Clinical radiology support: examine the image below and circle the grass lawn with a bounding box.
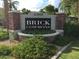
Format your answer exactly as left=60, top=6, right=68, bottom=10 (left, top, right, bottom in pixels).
left=0, top=40, right=19, bottom=59
left=0, top=56, right=15, bottom=59
left=58, top=40, right=79, bottom=59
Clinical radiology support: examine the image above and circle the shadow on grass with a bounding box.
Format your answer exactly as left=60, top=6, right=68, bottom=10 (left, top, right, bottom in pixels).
left=58, top=40, right=79, bottom=59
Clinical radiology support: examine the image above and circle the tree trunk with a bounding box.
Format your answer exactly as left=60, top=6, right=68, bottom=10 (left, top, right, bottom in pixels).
left=8, top=0, right=12, bottom=11
left=4, top=0, right=9, bottom=28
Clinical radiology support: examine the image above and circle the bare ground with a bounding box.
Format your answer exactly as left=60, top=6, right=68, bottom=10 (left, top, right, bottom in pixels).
left=0, top=40, right=19, bottom=47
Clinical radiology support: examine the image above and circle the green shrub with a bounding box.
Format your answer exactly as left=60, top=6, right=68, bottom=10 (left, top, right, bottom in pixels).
left=64, top=20, right=79, bottom=38
left=12, top=36, right=57, bottom=59
left=0, top=45, right=12, bottom=56
left=0, top=31, right=9, bottom=40
left=53, top=36, right=72, bottom=46
left=22, top=29, right=56, bottom=34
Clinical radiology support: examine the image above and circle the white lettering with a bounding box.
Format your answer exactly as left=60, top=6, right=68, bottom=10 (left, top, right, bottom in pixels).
left=28, top=21, right=31, bottom=25
left=32, top=21, right=36, bottom=25
left=45, top=21, right=50, bottom=25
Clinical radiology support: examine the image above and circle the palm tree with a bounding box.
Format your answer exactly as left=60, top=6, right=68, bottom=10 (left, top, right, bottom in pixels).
left=3, top=0, right=19, bottom=20
left=3, top=0, right=19, bottom=29
left=8, top=0, right=19, bottom=11
left=59, top=0, right=72, bottom=15
left=3, top=0, right=19, bottom=40
left=59, top=0, right=79, bottom=16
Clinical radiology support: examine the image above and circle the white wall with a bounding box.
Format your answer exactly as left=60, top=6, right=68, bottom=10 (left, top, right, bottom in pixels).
left=51, top=15, right=56, bottom=30
left=20, top=12, right=56, bottom=30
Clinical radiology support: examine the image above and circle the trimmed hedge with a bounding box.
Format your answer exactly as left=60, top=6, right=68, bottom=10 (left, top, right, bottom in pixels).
left=12, top=36, right=57, bottom=59
left=22, top=29, right=56, bottom=34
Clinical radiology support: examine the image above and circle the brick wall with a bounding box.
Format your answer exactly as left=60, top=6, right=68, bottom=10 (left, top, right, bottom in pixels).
left=8, top=12, right=20, bottom=30
left=8, top=12, right=66, bottom=30
left=7, top=12, right=66, bottom=40
left=56, top=13, right=66, bottom=29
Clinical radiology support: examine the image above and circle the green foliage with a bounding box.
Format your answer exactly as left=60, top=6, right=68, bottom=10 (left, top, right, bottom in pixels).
left=12, top=36, right=57, bottom=59
left=39, top=9, right=45, bottom=13
left=59, top=0, right=71, bottom=15
left=53, top=36, right=72, bottom=46
left=0, top=31, right=9, bottom=40
left=64, top=18, right=79, bottom=38
left=44, top=5, right=55, bottom=14
left=54, top=8, right=58, bottom=13
left=59, top=0, right=79, bottom=16
left=40, top=5, right=58, bottom=15
left=22, top=8, right=31, bottom=14
left=9, top=1, right=19, bottom=10
left=22, top=29, right=56, bottom=34
left=0, top=45, right=12, bottom=56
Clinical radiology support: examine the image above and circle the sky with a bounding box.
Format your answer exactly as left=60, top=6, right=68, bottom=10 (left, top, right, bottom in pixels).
left=0, top=0, right=60, bottom=11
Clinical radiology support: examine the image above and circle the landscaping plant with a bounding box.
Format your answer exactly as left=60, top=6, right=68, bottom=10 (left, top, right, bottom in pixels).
left=64, top=18, right=79, bottom=38
left=22, top=29, right=56, bottom=34
left=12, top=36, right=57, bottom=59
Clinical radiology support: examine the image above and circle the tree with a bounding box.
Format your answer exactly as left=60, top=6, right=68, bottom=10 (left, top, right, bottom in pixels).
left=8, top=0, right=19, bottom=11
left=39, top=9, right=45, bottom=13
left=3, top=0, right=19, bottom=11
left=54, top=8, right=58, bottom=13
left=59, top=0, right=79, bottom=16
left=59, top=0, right=72, bottom=15
left=22, top=8, right=31, bottom=14
left=40, top=5, right=58, bottom=15
left=3, top=0, right=19, bottom=41
left=3, top=0, right=19, bottom=28
left=43, top=5, right=55, bottom=15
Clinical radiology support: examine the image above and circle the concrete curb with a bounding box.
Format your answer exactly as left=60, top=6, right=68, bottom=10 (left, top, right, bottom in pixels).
left=51, top=42, right=72, bottom=59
